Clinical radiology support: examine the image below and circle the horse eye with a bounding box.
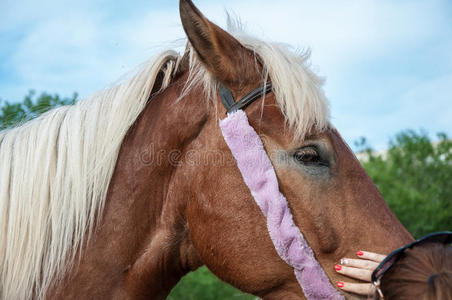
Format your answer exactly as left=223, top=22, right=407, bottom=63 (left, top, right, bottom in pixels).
left=294, top=147, right=322, bottom=165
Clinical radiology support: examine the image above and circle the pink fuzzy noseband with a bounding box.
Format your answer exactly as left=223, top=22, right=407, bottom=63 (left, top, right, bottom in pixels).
left=219, top=110, right=344, bottom=300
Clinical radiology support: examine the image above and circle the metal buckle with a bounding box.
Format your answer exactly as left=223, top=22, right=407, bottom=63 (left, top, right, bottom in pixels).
left=373, top=279, right=384, bottom=299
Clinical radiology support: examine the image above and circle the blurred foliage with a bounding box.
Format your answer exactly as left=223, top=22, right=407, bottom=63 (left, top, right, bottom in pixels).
left=1, top=92, right=450, bottom=298
left=356, top=131, right=452, bottom=238
left=0, top=90, right=77, bottom=130
left=167, top=266, right=255, bottom=300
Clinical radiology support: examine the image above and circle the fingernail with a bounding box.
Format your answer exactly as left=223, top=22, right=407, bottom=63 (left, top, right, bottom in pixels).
left=334, top=264, right=342, bottom=271
left=337, top=282, right=344, bottom=288
left=356, top=251, right=364, bottom=256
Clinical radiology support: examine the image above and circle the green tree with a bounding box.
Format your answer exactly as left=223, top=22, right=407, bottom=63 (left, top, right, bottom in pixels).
left=167, top=266, right=255, bottom=300
left=357, top=131, right=452, bottom=238
left=0, top=90, right=77, bottom=130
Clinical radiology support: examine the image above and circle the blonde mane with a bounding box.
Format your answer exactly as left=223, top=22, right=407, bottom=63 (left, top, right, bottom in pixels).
left=185, top=29, right=330, bottom=140
left=0, top=31, right=328, bottom=300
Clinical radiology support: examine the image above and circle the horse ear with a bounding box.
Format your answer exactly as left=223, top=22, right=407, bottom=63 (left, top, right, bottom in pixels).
left=179, top=0, right=256, bottom=87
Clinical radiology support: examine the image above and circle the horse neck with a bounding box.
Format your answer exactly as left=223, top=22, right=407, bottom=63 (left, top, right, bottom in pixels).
left=51, top=74, right=207, bottom=299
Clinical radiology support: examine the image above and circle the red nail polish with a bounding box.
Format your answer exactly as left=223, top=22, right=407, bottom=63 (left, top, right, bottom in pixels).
left=357, top=251, right=364, bottom=256
left=337, top=282, right=344, bottom=288
left=334, top=264, right=342, bottom=271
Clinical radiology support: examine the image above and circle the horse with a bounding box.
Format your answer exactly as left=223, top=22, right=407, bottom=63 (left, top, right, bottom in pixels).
left=0, top=0, right=413, bottom=299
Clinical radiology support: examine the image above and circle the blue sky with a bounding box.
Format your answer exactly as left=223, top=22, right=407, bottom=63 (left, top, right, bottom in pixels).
left=1, top=0, right=451, bottom=150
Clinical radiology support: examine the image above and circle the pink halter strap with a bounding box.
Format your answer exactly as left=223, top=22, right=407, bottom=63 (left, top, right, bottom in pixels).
left=220, top=110, right=344, bottom=300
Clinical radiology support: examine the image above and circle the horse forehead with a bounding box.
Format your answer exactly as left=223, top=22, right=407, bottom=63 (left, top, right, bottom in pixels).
left=325, top=129, right=356, bottom=159
left=245, top=96, right=288, bottom=138
left=245, top=96, right=331, bottom=146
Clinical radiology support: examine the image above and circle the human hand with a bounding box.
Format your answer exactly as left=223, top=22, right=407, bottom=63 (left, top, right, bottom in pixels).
left=334, top=251, right=386, bottom=296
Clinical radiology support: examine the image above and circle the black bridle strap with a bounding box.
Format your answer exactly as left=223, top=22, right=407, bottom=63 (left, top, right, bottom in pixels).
left=219, top=83, right=273, bottom=114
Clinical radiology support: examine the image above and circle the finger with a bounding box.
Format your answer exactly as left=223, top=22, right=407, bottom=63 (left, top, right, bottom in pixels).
left=337, top=281, right=375, bottom=296
left=357, top=251, right=386, bottom=263
left=340, top=258, right=379, bottom=270
left=335, top=265, right=373, bottom=282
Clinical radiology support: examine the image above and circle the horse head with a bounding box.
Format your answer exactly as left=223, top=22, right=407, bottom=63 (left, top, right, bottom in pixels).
left=172, top=1, right=413, bottom=298
left=0, top=1, right=413, bottom=299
